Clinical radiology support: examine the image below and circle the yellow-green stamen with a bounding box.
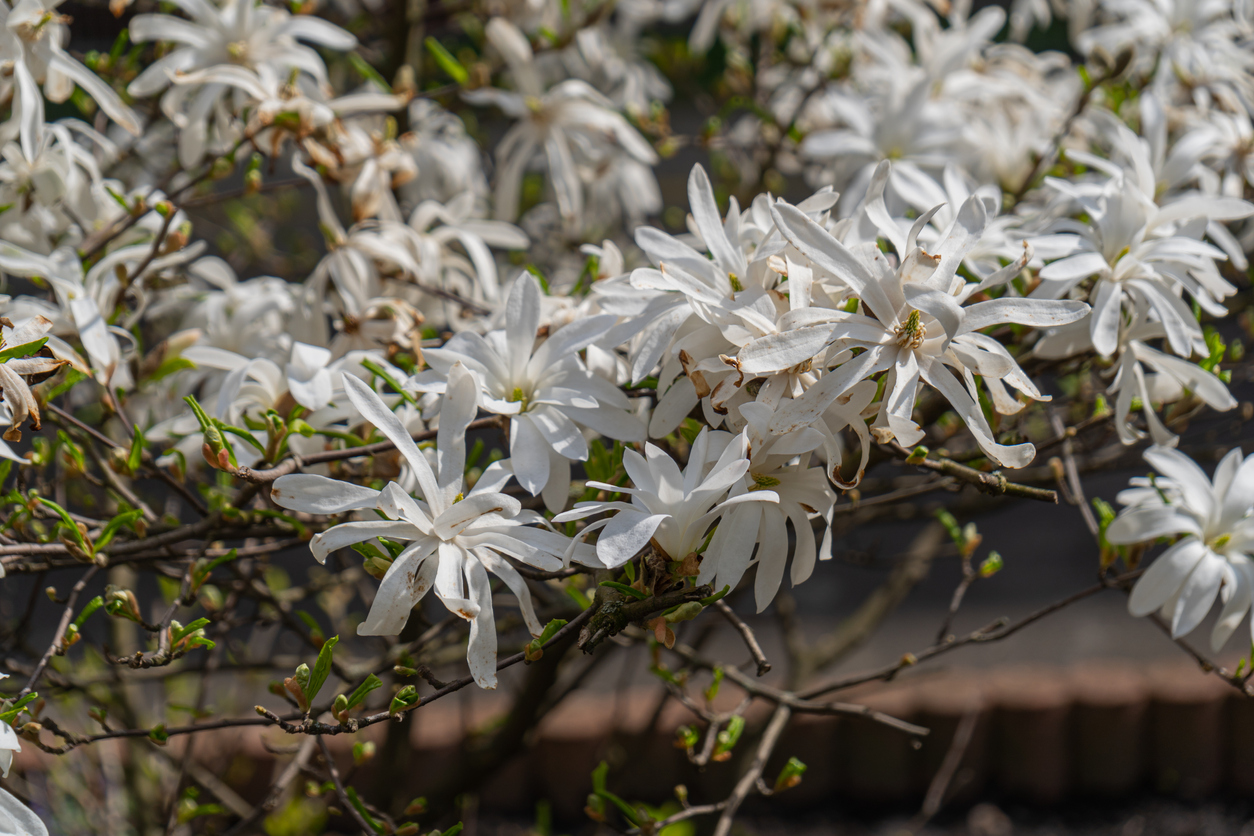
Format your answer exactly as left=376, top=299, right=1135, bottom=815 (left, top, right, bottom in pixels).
left=750, top=473, right=781, bottom=491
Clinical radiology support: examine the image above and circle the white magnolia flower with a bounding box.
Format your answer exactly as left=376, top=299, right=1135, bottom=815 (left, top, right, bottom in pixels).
left=0, top=314, right=65, bottom=441
left=0, top=788, right=46, bottom=836
left=127, top=0, right=356, bottom=165
left=184, top=341, right=384, bottom=422
left=394, top=190, right=529, bottom=308
left=0, top=672, right=18, bottom=779
left=554, top=428, right=779, bottom=568
left=0, top=0, right=140, bottom=160
left=401, top=99, right=488, bottom=206
left=0, top=119, right=105, bottom=253
left=410, top=274, right=645, bottom=512
left=761, top=193, right=1088, bottom=467
left=294, top=159, right=421, bottom=328
left=1034, top=298, right=1235, bottom=446
left=465, top=17, right=659, bottom=233
left=1107, top=446, right=1254, bottom=651
left=165, top=257, right=295, bottom=363
left=271, top=368, right=583, bottom=688
left=799, top=74, right=959, bottom=214
left=1076, top=0, right=1253, bottom=99
left=700, top=400, right=839, bottom=611
left=1031, top=174, right=1254, bottom=358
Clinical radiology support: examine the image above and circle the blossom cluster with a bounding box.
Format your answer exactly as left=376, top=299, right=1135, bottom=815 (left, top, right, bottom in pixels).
left=0, top=0, right=1253, bottom=823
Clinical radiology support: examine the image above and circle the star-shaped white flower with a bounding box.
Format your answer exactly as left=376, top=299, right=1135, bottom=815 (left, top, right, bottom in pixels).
left=410, top=273, right=645, bottom=512
left=271, top=366, right=583, bottom=688
left=554, top=428, right=779, bottom=568
left=1107, top=445, right=1254, bottom=651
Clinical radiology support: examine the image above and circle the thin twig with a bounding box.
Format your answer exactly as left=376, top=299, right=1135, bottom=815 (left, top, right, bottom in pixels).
left=318, top=735, right=375, bottom=836
left=19, top=564, right=100, bottom=698
left=713, top=600, right=771, bottom=676
left=799, top=578, right=1117, bottom=700
left=907, top=707, right=980, bottom=833
left=712, top=704, right=791, bottom=836
left=890, top=442, right=1058, bottom=503
left=233, top=416, right=501, bottom=484
left=1049, top=411, right=1101, bottom=540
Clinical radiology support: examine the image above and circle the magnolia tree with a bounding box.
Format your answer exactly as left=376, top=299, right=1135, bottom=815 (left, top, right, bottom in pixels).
left=1, top=0, right=1254, bottom=832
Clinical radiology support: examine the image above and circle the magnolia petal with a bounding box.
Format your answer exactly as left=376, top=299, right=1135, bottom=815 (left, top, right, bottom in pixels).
left=1169, top=552, right=1225, bottom=638
left=342, top=374, right=442, bottom=511
left=596, top=511, right=666, bottom=567
left=1128, top=537, right=1206, bottom=617
left=271, top=474, right=380, bottom=515
left=357, top=539, right=439, bottom=635
left=310, top=520, right=420, bottom=564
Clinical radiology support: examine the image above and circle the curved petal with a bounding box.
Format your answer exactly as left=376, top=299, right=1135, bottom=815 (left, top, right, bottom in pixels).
left=270, top=474, right=379, bottom=514
left=357, top=538, right=439, bottom=635
left=596, top=510, right=666, bottom=568
left=1128, top=537, right=1206, bottom=617
left=342, top=374, right=441, bottom=511
left=310, top=520, right=420, bottom=564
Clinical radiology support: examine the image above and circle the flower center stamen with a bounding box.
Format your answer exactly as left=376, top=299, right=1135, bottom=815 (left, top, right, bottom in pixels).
left=895, top=309, right=925, bottom=349
left=749, top=473, right=780, bottom=491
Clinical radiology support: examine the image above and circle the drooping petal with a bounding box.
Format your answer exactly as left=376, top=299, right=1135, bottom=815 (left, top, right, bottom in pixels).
left=753, top=509, right=789, bottom=613
left=464, top=557, right=499, bottom=689
left=310, top=520, right=421, bottom=564
left=436, top=362, right=480, bottom=502
left=1211, top=559, right=1253, bottom=651
left=270, top=474, right=380, bottom=514
left=474, top=548, right=542, bottom=636
left=357, top=539, right=439, bottom=635
left=1144, top=446, right=1216, bottom=522
left=509, top=415, right=551, bottom=496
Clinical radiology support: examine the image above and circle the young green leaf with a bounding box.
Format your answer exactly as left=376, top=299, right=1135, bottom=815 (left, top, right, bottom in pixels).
left=305, top=634, right=339, bottom=706
left=425, top=37, right=468, bottom=84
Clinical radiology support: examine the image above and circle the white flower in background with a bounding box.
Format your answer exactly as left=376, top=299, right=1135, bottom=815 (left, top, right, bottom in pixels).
left=410, top=274, right=645, bottom=512
left=0, top=119, right=105, bottom=253
left=1031, top=176, right=1254, bottom=358
left=293, top=159, right=420, bottom=330
left=1107, top=445, right=1254, bottom=651
left=126, top=0, right=356, bottom=165
left=1034, top=298, right=1235, bottom=446
left=392, top=190, right=529, bottom=308
left=799, top=74, right=959, bottom=214
left=402, top=99, right=488, bottom=206
left=184, top=341, right=383, bottom=422
left=0, top=0, right=140, bottom=160
left=566, top=21, right=672, bottom=116
left=762, top=194, right=1088, bottom=467
left=170, top=66, right=408, bottom=170
left=163, top=257, right=294, bottom=363
left=465, top=17, right=659, bottom=233
left=0, top=245, right=136, bottom=390
left=1076, top=0, right=1252, bottom=99
left=0, top=672, right=20, bottom=779
left=687, top=0, right=801, bottom=54
left=700, top=400, right=838, bottom=611
left=0, top=788, right=46, bottom=836
left=554, top=428, right=779, bottom=568
left=271, top=369, right=582, bottom=688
